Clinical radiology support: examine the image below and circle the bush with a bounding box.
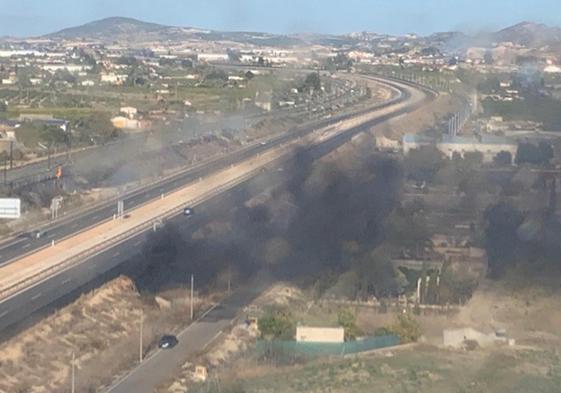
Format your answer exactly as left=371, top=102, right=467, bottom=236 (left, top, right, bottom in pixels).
left=337, top=308, right=362, bottom=341
left=258, top=307, right=296, bottom=340
left=374, top=327, right=392, bottom=336
left=388, top=313, right=421, bottom=343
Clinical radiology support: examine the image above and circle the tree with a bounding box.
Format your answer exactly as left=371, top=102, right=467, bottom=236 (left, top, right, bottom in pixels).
left=389, top=313, right=421, bottom=343
left=180, top=59, right=193, bottom=68
left=51, top=69, right=77, bottom=85
left=494, top=150, right=513, bottom=166
left=300, top=72, right=322, bottom=94
left=227, top=49, right=241, bottom=63
left=538, top=141, right=554, bottom=165
left=354, top=246, right=400, bottom=298
left=483, top=50, right=494, bottom=65
left=73, top=112, right=119, bottom=143
left=516, top=141, right=553, bottom=166
left=39, top=125, right=67, bottom=147
left=258, top=307, right=296, bottom=340
left=337, top=308, right=362, bottom=341
left=386, top=209, right=431, bottom=256
left=115, top=56, right=138, bottom=66
left=404, top=145, right=444, bottom=182
left=484, top=202, right=524, bottom=278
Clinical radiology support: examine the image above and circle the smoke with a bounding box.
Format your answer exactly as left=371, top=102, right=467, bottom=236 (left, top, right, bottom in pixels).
left=131, top=137, right=404, bottom=296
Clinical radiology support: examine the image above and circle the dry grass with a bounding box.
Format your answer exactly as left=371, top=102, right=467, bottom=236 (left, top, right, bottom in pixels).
left=0, top=275, right=212, bottom=393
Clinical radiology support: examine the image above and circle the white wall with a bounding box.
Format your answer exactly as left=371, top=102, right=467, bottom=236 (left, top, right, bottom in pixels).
left=296, top=326, right=344, bottom=343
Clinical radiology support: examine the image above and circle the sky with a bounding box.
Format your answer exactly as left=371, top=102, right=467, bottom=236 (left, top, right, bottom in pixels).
left=1, top=0, right=561, bottom=37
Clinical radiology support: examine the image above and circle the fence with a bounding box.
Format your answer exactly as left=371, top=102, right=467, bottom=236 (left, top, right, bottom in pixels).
left=255, top=335, right=399, bottom=359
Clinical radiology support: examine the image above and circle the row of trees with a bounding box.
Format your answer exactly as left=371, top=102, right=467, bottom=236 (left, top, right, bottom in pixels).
left=405, top=140, right=555, bottom=185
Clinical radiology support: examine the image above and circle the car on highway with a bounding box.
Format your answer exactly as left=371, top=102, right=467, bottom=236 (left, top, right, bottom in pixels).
left=183, top=207, right=194, bottom=217
left=29, top=229, right=47, bottom=239
left=158, top=334, right=178, bottom=349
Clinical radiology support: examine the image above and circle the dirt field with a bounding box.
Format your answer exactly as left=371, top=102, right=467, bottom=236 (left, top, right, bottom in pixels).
left=372, top=92, right=463, bottom=139
left=215, top=344, right=561, bottom=393
left=0, top=276, right=213, bottom=393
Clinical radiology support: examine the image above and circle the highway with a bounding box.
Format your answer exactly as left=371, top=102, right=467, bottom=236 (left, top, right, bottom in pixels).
left=0, top=75, right=357, bottom=190
left=0, top=75, right=434, bottom=392
left=0, top=77, right=399, bottom=268
left=0, top=76, right=433, bottom=335
left=99, top=76, right=435, bottom=393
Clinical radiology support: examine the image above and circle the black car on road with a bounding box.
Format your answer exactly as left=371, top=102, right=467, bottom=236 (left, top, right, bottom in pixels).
left=158, top=334, right=178, bottom=349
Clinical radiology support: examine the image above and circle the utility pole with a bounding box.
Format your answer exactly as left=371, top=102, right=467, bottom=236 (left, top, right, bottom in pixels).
left=9, top=141, right=13, bottom=169
left=190, top=274, right=194, bottom=320
left=139, top=309, right=144, bottom=362
left=71, top=351, right=76, bottom=393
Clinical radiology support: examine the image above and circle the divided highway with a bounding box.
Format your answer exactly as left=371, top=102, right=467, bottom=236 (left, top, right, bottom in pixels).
left=102, top=77, right=435, bottom=393
left=0, top=76, right=434, bottom=337
left=0, top=77, right=401, bottom=267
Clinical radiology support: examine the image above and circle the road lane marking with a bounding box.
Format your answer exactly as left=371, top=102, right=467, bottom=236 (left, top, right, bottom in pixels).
left=0, top=310, right=8, bottom=318
left=105, top=303, right=219, bottom=393
left=202, top=331, right=223, bottom=351
left=134, top=240, right=142, bottom=246
left=22, top=243, right=31, bottom=249
left=112, top=251, right=121, bottom=258
left=62, top=278, right=72, bottom=285
left=31, top=292, right=42, bottom=300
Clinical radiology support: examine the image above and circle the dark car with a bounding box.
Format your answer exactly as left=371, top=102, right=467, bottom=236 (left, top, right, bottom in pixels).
left=158, top=334, right=178, bottom=349
left=183, top=207, right=194, bottom=217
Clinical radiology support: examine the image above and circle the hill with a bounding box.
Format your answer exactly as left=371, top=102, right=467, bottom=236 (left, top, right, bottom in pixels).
left=45, top=16, right=305, bottom=47
left=46, top=16, right=169, bottom=40
left=494, top=21, right=561, bottom=46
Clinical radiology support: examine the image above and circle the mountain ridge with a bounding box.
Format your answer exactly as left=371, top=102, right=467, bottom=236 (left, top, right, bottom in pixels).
left=43, top=16, right=561, bottom=48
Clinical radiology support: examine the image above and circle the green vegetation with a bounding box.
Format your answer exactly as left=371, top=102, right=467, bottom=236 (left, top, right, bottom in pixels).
left=299, top=72, right=322, bottom=95
left=387, top=313, right=421, bottom=343
left=483, top=95, right=561, bottom=130
left=205, top=346, right=561, bottom=393
left=337, top=308, right=362, bottom=341
left=404, top=145, right=444, bottom=182
left=515, top=140, right=554, bottom=166
left=258, top=307, right=296, bottom=340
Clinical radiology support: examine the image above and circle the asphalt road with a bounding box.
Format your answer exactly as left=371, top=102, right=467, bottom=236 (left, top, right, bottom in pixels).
left=0, top=77, right=432, bottom=335
left=0, top=77, right=434, bottom=393
left=99, top=79, right=434, bottom=393
left=0, top=78, right=400, bottom=268
left=105, top=285, right=264, bottom=393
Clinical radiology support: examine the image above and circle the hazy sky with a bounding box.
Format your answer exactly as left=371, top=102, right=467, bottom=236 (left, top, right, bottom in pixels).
left=1, top=0, right=560, bottom=37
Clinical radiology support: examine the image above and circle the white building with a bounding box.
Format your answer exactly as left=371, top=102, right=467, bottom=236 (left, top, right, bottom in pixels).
left=101, top=73, right=127, bottom=85
left=42, top=64, right=92, bottom=73
left=296, top=326, right=344, bottom=343
left=197, top=53, right=229, bottom=63
left=403, top=134, right=518, bottom=163
left=120, top=106, right=138, bottom=117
